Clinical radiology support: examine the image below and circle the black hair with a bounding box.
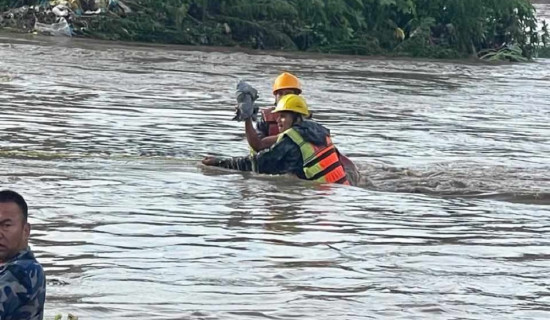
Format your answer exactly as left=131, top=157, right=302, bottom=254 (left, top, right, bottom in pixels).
left=291, top=113, right=303, bottom=126
left=0, top=190, right=28, bottom=222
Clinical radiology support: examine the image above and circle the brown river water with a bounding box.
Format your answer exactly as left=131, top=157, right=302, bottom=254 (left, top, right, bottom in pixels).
left=1, top=8, right=550, bottom=319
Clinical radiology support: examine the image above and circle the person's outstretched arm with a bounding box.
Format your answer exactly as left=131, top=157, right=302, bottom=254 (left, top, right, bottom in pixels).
left=202, top=137, right=302, bottom=175
left=202, top=155, right=253, bottom=171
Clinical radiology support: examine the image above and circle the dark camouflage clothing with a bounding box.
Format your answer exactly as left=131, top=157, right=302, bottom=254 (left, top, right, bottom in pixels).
left=0, top=248, right=45, bottom=320
left=212, top=121, right=331, bottom=178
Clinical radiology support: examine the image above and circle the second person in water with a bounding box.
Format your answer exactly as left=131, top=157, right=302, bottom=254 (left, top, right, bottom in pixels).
left=245, top=72, right=305, bottom=153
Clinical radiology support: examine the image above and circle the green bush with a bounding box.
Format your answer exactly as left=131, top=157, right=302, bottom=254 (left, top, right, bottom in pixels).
left=1, top=0, right=548, bottom=60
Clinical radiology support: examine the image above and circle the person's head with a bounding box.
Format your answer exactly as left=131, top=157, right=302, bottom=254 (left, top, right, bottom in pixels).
left=272, top=72, right=302, bottom=103
left=0, top=190, right=30, bottom=262
left=272, top=94, right=309, bottom=132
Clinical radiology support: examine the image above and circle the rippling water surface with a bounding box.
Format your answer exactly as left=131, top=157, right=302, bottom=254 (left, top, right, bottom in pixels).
left=1, top=19, right=549, bottom=320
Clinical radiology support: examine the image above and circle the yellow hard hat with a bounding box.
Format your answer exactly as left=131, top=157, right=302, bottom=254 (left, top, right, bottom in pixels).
left=272, top=72, right=302, bottom=94
left=272, top=94, right=309, bottom=116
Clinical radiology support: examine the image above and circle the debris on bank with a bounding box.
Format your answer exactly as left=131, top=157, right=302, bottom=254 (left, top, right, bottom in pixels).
left=0, top=0, right=131, bottom=37
left=1, top=1, right=547, bottom=61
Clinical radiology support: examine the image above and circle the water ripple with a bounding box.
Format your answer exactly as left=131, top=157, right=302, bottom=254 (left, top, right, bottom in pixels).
left=1, top=27, right=549, bottom=320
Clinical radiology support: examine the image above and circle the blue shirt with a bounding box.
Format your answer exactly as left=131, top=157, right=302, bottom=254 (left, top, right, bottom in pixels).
left=0, top=248, right=46, bottom=320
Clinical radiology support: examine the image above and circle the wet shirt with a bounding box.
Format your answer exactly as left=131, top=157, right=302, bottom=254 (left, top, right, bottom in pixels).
left=216, top=135, right=305, bottom=177
left=0, top=248, right=46, bottom=320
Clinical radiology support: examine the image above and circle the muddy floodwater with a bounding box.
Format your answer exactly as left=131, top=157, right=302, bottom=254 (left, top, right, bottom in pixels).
left=1, top=12, right=549, bottom=320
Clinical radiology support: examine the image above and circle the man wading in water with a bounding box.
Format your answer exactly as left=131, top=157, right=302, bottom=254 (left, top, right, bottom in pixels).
left=246, top=72, right=305, bottom=153
left=203, top=72, right=360, bottom=185
left=203, top=94, right=351, bottom=185
left=0, top=190, right=46, bottom=320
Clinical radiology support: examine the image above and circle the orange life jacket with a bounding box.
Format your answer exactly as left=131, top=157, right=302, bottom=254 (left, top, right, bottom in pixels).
left=278, top=128, right=350, bottom=185
left=261, top=107, right=280, bottom=136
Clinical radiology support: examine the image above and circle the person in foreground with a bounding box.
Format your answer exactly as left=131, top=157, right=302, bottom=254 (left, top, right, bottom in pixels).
left=203, top=94, right=350, bottom=185
left=0, top=190, right=46, bottom=320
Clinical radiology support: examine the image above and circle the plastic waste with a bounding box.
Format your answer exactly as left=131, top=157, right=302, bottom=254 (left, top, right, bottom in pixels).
left=83, top=9, right=102, bottom=15
left=34, top=17, right=72, bottom=37
left=95, top=0, right=132, bottom=14
left=49, top=0, right=81, bottom=10
left=52, top=5, right=69, bottom=17
left=7, top=5, right=30, bottom=17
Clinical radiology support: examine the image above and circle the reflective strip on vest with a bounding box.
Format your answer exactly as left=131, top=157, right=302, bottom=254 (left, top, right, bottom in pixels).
left=279, top=128, right=349, bottom=185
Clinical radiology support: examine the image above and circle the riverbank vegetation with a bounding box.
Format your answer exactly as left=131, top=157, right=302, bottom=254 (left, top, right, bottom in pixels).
left=1, top=0, right=549, bottom=60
